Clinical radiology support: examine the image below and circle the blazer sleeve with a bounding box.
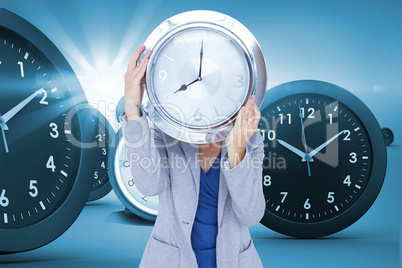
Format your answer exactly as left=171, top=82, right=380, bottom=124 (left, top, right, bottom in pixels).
left=119, top=110, right=170, bottom=196
left=221, top=130, right=265, bottom=227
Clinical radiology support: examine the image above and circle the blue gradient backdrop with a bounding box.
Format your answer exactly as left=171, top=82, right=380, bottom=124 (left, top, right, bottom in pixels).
left=0, top=0, right=401, bottom=267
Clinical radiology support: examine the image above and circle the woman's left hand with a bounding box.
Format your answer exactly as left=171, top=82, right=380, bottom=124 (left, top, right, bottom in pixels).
left=225, top=94, right=261, bottom=168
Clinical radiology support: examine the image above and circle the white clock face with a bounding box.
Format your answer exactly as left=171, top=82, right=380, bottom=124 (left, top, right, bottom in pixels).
left=115, top=139, right=159, bottom=217
left=151, top=28, right=251, bottom=128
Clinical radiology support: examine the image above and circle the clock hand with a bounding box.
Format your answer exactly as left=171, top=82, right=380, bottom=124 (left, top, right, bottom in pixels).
left=277, top=139, right=313, bottom=162
left=0, top=114, right=9, bottom=153
left=307, top=130, right=346, bottom=159
left=2, top=89, right=43, bottom=124
left=198, top=39, right=204, bottom=78
left=299, top=103, right=312, bottom=177
left=162, top=77, right=201, bottom=99
left=163, top=40, right=204, bottom=99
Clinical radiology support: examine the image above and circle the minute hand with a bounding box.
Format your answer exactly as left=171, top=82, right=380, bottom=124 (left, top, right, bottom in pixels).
left=307, top=130, right=346, bottom=158
left=2, top=89, right=42, bottom=123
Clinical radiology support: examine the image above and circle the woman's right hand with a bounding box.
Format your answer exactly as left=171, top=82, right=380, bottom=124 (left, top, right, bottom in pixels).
left=124, top=44, right=152, bottom=121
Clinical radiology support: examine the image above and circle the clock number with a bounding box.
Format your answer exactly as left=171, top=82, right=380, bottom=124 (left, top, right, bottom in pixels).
left=159, top=70, right=167, bottom=83
left=18, top=61, right=24, bottom=77
left=49, top=122, right=59, bottom=138
left=327, top=192, right=335, bottom=203
left=46, top=156, right=56, bottom=172
left=38, top=88, right=48, bottom=105
left=343, top=175, right=351, bottom=186
left=194, top=109, right=202, bottom=121
left=94, top=171, right=98, bottom=179
left=343, top=130, right=351, bottom=141
left=349, top=152, right=357, bottom=163
left=101, top=161, right=106, bottom=169
left=279, top=113, right=291, bottom=124
left=95, top=134, right=102, bottom=142
left=300, top=107, right=315, bottom=119
left=234, top=75, right=244, bottom=88
left=0, top=189, right=9, bottom=207
left=328, top=113, right=333, bottom=124
left=280, top=192, right=288, bottom=203
left=102, top=148, right=107, bottom=155
left=267, top=130, right=276, bottom=141
left=263, top=175, right=272, bottom=186
left=303, top=198, right=311, bottom=210
left=29, top=180, right=38, bottom=198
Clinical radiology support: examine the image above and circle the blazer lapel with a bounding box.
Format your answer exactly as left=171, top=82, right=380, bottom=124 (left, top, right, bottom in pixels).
left=179, top=140, right=200, bottom=196
left=217, top=140, right=229, bottom=228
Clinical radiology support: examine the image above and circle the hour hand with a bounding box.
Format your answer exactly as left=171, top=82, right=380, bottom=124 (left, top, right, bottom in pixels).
left=0, top=114, right=9, bottom=152
left=277, top=139, right=313, bottom=162
left=162, top=77, right=200, bottom=99
left=162, top=84, right=188, bottom=99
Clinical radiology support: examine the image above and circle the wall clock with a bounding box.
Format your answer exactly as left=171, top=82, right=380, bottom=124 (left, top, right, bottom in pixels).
left=0, top=9, right=92, bottom=253
left=381, top=127, right=394, bottom=146
left=108, top=129, right=158, bottom=221
left=141, top=10, right=267, bottom=144
left=258, top=80, right=387, bottom=238
left=66, top=105, right=115, bottom=202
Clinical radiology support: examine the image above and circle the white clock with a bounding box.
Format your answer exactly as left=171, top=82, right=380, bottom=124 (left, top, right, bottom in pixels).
left=141, top=10, right=267, bottom=143
left=108, top=129, right=159, bottom=221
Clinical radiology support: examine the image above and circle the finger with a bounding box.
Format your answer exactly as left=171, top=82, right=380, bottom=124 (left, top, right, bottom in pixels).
left=127, top=45, right=146, bottom=73
left=132, top=50, right=152, bottom=78
left=244, top=97, right=254, bottom=124
left=251, top=104, right=261, bottom=130
left=132, top=57, right=149, bottom=85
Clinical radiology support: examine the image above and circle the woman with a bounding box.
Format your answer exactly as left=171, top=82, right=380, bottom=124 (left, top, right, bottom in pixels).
left=120, top=45, right=265, bottom=268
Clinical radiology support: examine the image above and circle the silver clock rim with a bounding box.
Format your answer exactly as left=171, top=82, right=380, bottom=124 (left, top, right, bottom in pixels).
left=141, top=10, right=267, bottom=144
left=148, top=24, right=254, bottom=130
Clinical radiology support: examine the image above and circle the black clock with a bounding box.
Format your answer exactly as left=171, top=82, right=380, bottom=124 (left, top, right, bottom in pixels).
left=0, top=9, right=92, bottom=253
left=381, top=127, right=394, bottom=146
left=68, top=104, right=115, bottom=202
left=258, top=80, right=387, bottom=238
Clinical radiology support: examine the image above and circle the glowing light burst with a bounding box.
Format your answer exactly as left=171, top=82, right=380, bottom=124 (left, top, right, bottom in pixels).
left=11, top=0, right=163, bottom=130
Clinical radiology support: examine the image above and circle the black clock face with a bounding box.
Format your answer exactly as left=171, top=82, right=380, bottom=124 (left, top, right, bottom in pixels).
left=92, top=127, right=109, bottom=191
left=88, top=119, right=110, bottom=191
left=381, top=127, right=394, bottom=146
left=69, top=107, right=114, bottom=202
left=259, top=93, right=373, bottom=223
left=0, top=28, right=79, bottom=228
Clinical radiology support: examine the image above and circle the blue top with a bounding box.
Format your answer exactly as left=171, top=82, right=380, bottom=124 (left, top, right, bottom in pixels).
left=191, top=152, right=221, bottom=268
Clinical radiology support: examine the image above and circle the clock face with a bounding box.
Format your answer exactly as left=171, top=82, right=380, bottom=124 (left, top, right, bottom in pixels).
left=69, top=107, right=114, bottom=202
left=0, top=28, right=80, bottom=228
left=259, top=94, right=372, bottom=223
left=381, top=127, right=394, bottom=146
left=258, top=80, right=386, bottom=238
left=108, top=134, right=158, bottom=221
left=150, top=28, right=251, bottom=128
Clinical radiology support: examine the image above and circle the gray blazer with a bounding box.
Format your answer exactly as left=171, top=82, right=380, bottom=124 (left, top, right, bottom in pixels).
left=120, top=111, right=265, bottom=268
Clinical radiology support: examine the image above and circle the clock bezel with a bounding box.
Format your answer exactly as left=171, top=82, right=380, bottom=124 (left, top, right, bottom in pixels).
left=0, top=8, right=93, bottom=253
left=141, top=10, right=267, bottom=144
left=148, top=24, right=253, bottom=130
left=259, top=80, right=387, bottom=238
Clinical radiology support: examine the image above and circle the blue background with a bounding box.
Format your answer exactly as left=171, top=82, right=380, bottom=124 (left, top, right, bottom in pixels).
left=0, top=0, right=401, bottom=267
